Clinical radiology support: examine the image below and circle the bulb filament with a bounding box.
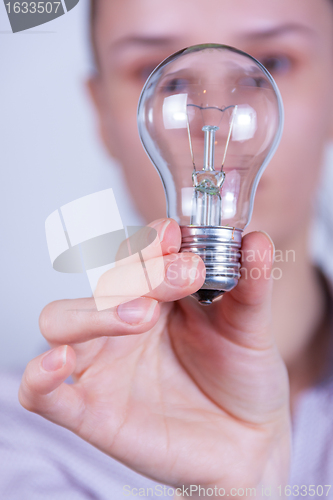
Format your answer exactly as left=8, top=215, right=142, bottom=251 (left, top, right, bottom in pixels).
left=189, top=106, right=237, bottom=226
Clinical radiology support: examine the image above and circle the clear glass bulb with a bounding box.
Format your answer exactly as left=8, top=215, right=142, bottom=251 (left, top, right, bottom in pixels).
left=137, top=44, right=284, bottom=304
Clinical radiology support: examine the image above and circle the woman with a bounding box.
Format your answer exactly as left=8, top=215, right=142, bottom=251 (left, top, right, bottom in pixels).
left=18, top=0, right=333, bottom=497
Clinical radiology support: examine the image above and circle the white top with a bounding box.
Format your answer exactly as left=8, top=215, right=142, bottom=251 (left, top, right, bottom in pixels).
left=1, top=370, right=333, bottom=499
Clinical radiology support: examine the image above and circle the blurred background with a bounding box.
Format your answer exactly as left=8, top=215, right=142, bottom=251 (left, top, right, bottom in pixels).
left=0, top=0, right=143, bottom=370
left=0, top=0, right=333, bottom=371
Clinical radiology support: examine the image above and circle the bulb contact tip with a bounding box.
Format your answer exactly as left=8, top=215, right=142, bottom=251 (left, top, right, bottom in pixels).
left=192, top=289, right=225, bottom=305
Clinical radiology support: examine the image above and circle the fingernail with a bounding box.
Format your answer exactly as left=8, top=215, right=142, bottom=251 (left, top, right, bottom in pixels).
left=166, top=255, right=200, bottom=287
left=259, top=231, right=275, bottom=262
left=117, top=298, right=158, bottom=324
left=150, top=219, right=171, bottom=243
left=42, top=346, right=67, bottom=372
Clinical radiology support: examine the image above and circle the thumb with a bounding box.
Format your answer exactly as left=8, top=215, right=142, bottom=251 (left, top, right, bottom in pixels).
left=18, top=345, right=83, bottom=430
left=171, top=230, right=287, bottom=424
left=217, top=230, right=275, bottom=350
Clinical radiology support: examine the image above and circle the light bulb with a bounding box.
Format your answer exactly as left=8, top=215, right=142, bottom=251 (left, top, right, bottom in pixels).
left=137, top=44, right=284, bottom=305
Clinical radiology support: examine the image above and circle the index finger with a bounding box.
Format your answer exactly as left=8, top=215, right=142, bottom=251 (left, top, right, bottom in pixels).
left=39, top=296, right=161, bottom=347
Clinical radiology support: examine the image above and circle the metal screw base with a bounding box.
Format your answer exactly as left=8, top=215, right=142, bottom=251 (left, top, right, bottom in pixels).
left=180, top=226, right=242, bottom=305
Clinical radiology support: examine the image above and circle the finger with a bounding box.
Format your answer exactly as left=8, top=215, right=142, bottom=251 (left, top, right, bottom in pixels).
left=215, top=230, right=275, bottom=349
left=40, top=297, right=161, bottom=346
left=40, top=252, right=205, bottom=346
left=144, top=252, right=206, bottom=302
left=115, top=218, right=181, bottom=263
left=95, top=250, right=205, bottom=305
left=148, top=218, right=181, bottom=255
left=18, top=345, right=84, bottom=431
left=92, top=218, right=182, bottom=311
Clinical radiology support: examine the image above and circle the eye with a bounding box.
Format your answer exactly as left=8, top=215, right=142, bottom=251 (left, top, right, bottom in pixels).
left=162, top=77, right=189, bottom=93
left=138, top=65, right=159, bottom=82
left=259, top=55, right=292, bottom=76
left=237, top=76, right=270, bottom=89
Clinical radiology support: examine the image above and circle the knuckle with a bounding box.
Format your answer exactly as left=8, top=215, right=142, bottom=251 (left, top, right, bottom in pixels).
left=39, top=302, right=56, bottom=336
left=18, top=380, right=37, bottom=412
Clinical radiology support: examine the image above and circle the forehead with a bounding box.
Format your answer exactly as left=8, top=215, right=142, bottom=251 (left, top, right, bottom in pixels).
left=94, top=0, right=332, bottom=52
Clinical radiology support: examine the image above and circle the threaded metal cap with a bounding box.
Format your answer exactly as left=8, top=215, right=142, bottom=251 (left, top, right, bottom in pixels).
left=180, top=225, right=242, bottom=305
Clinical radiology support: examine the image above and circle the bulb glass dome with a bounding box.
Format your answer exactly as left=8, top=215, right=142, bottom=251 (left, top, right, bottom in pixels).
left=137, top=44, right=284, bottom=230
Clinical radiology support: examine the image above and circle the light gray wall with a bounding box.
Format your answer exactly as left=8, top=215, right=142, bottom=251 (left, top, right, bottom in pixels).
left=0, top=0, right=143, bottom=370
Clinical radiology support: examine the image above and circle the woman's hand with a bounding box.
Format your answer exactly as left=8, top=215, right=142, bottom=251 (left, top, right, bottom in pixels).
left=19, top=218, right=291, bottom=497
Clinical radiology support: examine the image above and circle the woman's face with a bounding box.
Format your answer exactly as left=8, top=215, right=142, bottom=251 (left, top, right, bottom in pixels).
left=90, top=0, right=333, bottom=247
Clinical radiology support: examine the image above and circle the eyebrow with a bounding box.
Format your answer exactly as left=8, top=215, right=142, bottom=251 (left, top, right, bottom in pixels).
left=240, top=23, right=316, bottom=41
left=109, top=23, right=316, bottom=56
left=111, top=36, right=175, bottom=53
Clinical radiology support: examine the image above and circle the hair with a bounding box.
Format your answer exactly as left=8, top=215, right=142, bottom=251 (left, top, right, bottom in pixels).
left=90, top=0, right=97, bottom=27
left=89, top=0, right=99, bottom=71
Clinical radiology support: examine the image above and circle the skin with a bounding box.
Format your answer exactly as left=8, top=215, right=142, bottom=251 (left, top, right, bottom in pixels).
left=88, top=0, right=333, bottom=390
left=18, top=0, right=333, bottom=497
